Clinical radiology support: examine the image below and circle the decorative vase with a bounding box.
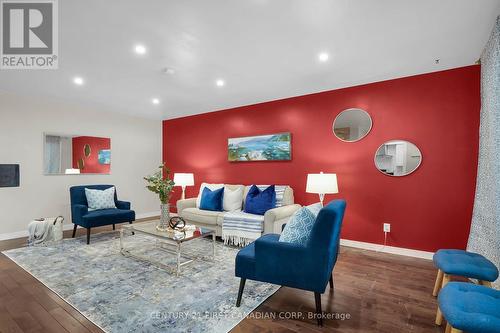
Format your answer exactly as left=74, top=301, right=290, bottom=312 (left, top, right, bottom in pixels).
left=157, top=203, right=170, bottom=231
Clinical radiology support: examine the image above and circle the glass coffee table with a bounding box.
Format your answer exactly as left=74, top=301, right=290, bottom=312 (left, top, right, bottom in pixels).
left=120, top=221, right=216, bottom=276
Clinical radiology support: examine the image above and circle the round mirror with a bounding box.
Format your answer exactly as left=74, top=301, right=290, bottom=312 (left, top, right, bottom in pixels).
left=374, top=140, right=422, bottom=176
left=333, top=108, right=372, bottom=142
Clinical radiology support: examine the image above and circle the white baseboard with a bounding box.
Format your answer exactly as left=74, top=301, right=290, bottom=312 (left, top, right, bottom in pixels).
left=340, top=238, right=434, bottom=260
left=0, top=230, right=31, bottom=241
left=136, top=211, right=160, bottom=219
left=0, top=211, right=160, bottom=241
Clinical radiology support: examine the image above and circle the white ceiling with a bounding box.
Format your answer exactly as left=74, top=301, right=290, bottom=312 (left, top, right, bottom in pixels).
left=1, top=0, right=499, bottom=120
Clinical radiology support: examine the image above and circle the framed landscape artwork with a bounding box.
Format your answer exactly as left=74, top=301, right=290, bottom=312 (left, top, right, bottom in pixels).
left=228, top=132, right=291, bottom=162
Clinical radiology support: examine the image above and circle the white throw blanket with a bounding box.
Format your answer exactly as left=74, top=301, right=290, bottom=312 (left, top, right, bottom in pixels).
left=222, top=211, right=265, bottom=247
left=28, top=217, right=64, bottom=245
left=28, top=220, right=51, bottom=245
left=222, top=185, right=287, bottom=247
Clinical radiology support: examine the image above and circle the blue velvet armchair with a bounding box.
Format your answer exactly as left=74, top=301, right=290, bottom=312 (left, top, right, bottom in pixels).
left=235, top=199, right=346, bottom=326
left=70, top=185, right=135, bottom=244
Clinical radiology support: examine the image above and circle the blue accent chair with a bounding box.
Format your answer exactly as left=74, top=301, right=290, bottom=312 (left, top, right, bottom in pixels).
left=235, top=199, right=346, bottom=326
left=438, top=282, right=500, bottom=333
left=70, top=185, right=135, bottom=244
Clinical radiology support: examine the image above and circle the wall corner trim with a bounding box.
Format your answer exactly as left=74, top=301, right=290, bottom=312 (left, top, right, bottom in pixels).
left=340, top=238, right=434, bottom=260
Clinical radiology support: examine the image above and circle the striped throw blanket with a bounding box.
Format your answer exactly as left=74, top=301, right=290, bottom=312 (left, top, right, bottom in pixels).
left=222, top=185, right=287, bottom=247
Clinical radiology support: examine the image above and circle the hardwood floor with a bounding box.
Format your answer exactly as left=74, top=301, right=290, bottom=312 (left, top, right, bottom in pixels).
left=0, top=225, right=443, bottom=333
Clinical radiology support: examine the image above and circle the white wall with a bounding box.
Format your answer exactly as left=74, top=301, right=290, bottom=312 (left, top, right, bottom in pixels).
left=0, top=92, right=161, bottom=238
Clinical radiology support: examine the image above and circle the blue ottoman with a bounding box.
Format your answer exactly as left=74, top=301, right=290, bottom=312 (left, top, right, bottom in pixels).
left=433, top=249, right=498, bottom=296
left=438, top=282, right=500, bottom=333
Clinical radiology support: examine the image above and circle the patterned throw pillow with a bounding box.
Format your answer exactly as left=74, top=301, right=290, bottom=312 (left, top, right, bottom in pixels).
left=306, top=203, right=322, bottom=217
left=279, top=206, right=317, bottom=246
left=85, top=187, right=116, bottom=210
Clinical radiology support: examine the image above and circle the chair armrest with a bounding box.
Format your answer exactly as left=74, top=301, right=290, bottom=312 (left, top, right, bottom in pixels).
left=255, top=234, right=327, bottom=292
left=264, top=204, right=301, bottom=234
left=116, top=200, right=131, bottom=210
left=177, top=198, right=197, bottom=215
left=71, top=204, right=88, bottom=225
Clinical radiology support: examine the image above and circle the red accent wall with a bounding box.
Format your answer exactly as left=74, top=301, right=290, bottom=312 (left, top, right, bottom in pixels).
left=72, top=136, right=111, bottom=174
left=162, top=66, right=480, bottom=252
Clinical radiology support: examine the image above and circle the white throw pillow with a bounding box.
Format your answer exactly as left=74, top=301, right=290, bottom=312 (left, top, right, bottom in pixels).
left=196, top=183, right=224, bottom=208
left=223, top=186, right=243, bottom=211
left=85, top=187, right=116, bottom=210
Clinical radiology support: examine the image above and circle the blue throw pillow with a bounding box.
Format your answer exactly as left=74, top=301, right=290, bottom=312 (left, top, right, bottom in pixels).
left=244, top=185, right=276, bottom=215
left=279, top=206, right=317, bottom=246
left=199, top=187, right=224, bottom=211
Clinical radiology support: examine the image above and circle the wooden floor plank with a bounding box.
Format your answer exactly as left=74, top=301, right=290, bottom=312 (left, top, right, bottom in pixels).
left=24, top=301, right=69, bottom=333
left=48, top=308, right=90, bottom=333
left=0, top=309, right=25, bottom=333
left=0, top=223, right=443, bottom=332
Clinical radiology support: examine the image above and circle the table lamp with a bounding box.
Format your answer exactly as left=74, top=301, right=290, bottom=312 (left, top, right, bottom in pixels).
left=173, top=173, right=194, bottom=200
left=306, top=172, right=338, bottom=206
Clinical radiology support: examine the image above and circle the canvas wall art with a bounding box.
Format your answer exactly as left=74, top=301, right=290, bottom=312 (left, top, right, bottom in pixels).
left=228, top=133, right=291, bottom=162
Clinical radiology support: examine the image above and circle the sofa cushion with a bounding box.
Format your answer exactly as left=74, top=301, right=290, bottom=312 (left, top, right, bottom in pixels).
left=196, top=183, right=224, bottom=207
left=244, top=185, right=276, bottom=215
left=82, top=208, right=134, bottom=227
left=199, top=187, right=224, bottom=211
left=181, top=207, right=223, bottom=226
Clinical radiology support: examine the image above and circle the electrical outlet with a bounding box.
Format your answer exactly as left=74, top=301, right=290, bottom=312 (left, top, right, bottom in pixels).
left=383, top=223, right=391, bottom=233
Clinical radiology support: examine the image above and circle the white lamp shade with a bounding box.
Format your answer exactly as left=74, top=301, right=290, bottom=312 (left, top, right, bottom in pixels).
left=174, top=173, right=194, bottom=186
left=306, top=173, right=338, bottom=194
left=65, top=168, right=81, bottom=174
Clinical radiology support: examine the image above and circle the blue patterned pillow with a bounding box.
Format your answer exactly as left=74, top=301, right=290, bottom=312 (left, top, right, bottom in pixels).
left=279, top=206, right=317, bottom=246
left=306, top=203, right=322, bottom=217
left=85, top=187, right=116, bottom=210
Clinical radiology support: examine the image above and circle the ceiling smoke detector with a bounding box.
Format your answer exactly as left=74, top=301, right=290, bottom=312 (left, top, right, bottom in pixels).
left=162, top=67, right=176, bottom=75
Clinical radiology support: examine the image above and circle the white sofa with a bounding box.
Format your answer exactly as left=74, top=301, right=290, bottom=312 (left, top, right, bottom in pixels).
left=176, top=184, right=301, bottom=236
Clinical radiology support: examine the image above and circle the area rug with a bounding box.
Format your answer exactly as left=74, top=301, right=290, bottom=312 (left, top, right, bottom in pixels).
left=2, top=231, right=279, bottom=333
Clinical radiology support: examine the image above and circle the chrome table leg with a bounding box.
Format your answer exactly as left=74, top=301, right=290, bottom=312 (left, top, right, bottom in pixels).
left=176, top=242, right=181, bottom=276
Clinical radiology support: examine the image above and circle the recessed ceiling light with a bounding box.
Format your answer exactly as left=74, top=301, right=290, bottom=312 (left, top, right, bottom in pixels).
left=152, top=98, right=160, bottom=105
left=318, top=52, right=329, bottom=62
left=73, top=77, right=84, bottom=85
left=134, top=44, right=147, bottom=55
left=216, top=79, right=225, bottom=87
